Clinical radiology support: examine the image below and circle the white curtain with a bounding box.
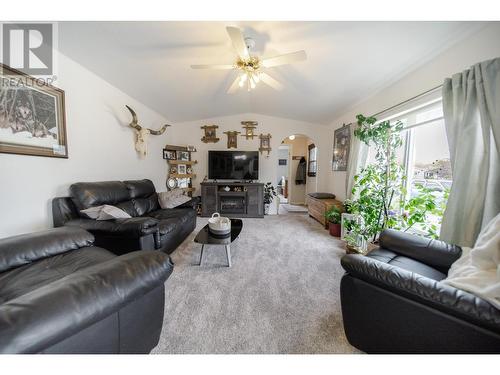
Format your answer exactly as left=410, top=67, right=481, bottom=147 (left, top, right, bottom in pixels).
left=345, top=123, right=368, bottom=199
left=440, top=57, right=500, bottom=247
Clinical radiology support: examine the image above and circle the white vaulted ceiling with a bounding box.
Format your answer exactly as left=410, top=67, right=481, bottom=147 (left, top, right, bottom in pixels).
left=58, top=21, right=486, bottom=124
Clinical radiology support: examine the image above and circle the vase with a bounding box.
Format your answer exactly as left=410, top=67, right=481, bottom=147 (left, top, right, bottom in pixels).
left=264, top=203, right=270, bottom=215
left=328, top=222, right=341, bottom=237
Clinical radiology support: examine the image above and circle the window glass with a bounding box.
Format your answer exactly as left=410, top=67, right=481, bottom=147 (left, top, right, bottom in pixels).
left=363, top=100, right=451, bottom=237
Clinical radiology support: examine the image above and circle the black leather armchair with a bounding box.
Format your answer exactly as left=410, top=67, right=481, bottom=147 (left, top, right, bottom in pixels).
left=340, top=229, right=500, bottom=353
left=53, top=179, right=197, bottom=254
left=0, top=227, right=173, bottom=354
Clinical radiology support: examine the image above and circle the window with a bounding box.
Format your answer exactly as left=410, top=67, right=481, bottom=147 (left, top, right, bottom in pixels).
left=367, top=96, right=451, bottom=235
left=308, top=143, right=317, bottom=177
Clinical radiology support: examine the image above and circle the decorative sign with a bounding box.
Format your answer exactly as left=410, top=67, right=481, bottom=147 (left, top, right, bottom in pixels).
left=224, top=131, right=240, bottom=149
left=259, top=133, right=272, bottom=156
left=201, top=125, right=219, bottom=143
left=241, top=121, right=258, bottom=140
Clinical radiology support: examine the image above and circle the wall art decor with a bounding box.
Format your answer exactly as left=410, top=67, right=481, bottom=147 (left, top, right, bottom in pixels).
left=126, top=105, right=171, bottom=158
left=163, top=149, right=176, bottom=160
left=178, top=151, right=190, bottom=161
left=0, top=64, right=67, bottom=158
left=224, top=130, right=240, bottom=149
left=201, top=125, right=219, bottom=143
left=332, top=124, right=351, bottom=171
left=177, top=164, right=187, bottom=175
left=259, top=133, right=272, bottom=155
left=241, top=121, right=258, bottom=140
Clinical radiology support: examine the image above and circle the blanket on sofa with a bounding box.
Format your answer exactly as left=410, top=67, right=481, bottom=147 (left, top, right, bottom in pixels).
left=443, top=213, right=500, bottom=309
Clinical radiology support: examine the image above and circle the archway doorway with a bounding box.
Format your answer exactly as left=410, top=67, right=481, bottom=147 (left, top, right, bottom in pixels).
left=276, top=134, right=318, bottom=215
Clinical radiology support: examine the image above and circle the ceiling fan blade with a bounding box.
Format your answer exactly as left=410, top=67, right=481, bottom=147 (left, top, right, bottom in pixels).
left=190, top=64, right=234, bottom=70
left=261, top=50, right=307, bottom=68
left=227, top=76, right=241, bottom=94
left=226, top=26, right=249, bottom=61
left=259, top=73, right=284, bottom=91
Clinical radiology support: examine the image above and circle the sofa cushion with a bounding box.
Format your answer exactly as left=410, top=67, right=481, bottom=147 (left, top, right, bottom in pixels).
left=157, top=219, right=178, bottom=236
left=148, top=208, right=196, bottom=225
left=124, top=179, right=156, bottom=198
left=0, top=227, right=94, bottom=273
left=0, top=246, right=114, bottom=304
left=81, top=205, right=132, bottom=220
left=308, top=192, right=336, bottom=199
left=123, top=180, right=161, bottom=216
left=70, top=181, right=130, bottom=210
left=368, top=248, right=447, bottom=281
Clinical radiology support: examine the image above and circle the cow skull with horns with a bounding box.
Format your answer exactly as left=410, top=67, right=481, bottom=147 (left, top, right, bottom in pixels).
left=126, top=105, right=171, bottom=157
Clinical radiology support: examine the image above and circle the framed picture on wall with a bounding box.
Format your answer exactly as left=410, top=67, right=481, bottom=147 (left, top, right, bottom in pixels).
left=332, top=124, right=351, bottom=171
left=0, top=64, right=68, bottom=158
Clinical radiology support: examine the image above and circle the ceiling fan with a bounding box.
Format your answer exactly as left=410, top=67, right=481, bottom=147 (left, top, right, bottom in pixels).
left=191, top=26, right=307, bottom=93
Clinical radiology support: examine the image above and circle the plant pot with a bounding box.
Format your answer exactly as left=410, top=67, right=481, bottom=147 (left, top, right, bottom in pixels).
left=328, top=222, right=341, bottom=237
left=264, top=203, right=270, bottom=215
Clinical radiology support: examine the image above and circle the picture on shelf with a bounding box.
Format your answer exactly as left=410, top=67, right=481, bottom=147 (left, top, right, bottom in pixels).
left=177, top=178, right=189, bottom=188
left=178, top=151, right=190, bottom=161
left=177, top=164, right=187, bottom=174
left=169, top=165, right=177, bottom=174
left=163, top=149, right=176, bottom=160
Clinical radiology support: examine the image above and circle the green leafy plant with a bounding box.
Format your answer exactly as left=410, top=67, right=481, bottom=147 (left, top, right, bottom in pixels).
left=325, top=206, right=341, bottom=224
left=263, top=182, right=277, bottom=205
left=346, top=114, right=447, bottom=243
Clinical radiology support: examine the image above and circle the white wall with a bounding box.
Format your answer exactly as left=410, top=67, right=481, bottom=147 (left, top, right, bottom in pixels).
left=0, top=52, right=171, bottom=237
left=276, top=146, right=289, bottom=180
left=324, top=22, right=500, bottom=201
left=169, top=113, right=330, bottom=212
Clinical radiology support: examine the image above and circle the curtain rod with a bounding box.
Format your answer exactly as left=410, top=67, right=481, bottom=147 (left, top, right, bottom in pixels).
left=344, top=83, right=443, bottom=127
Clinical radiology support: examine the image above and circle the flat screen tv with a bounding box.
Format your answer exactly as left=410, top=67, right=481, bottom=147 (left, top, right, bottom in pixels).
left=208, top=151, right=259, bottom=180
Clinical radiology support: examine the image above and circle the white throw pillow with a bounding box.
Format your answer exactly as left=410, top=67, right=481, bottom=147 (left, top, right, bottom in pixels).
left=158, top=190, right=191, bottom=209
left=81, top=205, right=132, bottom=220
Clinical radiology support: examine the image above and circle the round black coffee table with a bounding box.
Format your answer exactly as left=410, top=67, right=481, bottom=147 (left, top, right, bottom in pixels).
left=194, top=219, right=243, bottom=267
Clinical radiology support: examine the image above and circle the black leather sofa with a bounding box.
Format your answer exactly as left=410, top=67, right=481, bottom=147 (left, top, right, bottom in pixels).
left=340, top=229, right=500, bottom=353
left=0, top=227, right=173, bottom=354
left=53, top=179, right=197, bottom=255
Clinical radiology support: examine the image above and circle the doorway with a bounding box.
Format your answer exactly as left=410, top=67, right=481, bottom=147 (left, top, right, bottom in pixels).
left=276, top=134, right=318, bottom=214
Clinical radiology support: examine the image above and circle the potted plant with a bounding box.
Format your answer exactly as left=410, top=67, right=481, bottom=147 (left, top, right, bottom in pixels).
left=325, top=206, right=342, bottom=237
left=263, top=182, right=277, bottom=215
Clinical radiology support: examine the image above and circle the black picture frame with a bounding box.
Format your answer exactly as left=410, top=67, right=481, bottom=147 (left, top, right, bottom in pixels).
left=332, top=125, right=351, bottom=171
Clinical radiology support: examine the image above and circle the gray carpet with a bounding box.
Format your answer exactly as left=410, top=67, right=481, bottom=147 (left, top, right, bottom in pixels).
left=152, top=214, right=359, bottom=354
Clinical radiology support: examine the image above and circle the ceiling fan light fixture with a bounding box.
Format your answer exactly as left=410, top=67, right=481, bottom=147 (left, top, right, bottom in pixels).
left=190, top=26, right=306, bottom=94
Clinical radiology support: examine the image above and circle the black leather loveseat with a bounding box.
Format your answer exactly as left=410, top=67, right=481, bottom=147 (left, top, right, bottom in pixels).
left=0, top=227, right=173, bottom=353
left=340, top=229, right=500, bottom=353
left=53, top=179, right=197, bottom=255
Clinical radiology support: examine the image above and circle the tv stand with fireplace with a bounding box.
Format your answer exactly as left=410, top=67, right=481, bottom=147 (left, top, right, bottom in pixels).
left=201, top=182, right=264, bottom=218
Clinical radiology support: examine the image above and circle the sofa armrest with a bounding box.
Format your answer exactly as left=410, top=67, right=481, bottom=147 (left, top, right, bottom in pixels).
left=341, top=254, right=500, bottom=334
left=379, top=229, right=462, bottom=271
left=0, top=227, right=94, bottom=273
left=65, top=216, right=159, bottom=236
left=174, top=196, right=200, bottom=209
left=0, top=250, right=173, bottom=353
